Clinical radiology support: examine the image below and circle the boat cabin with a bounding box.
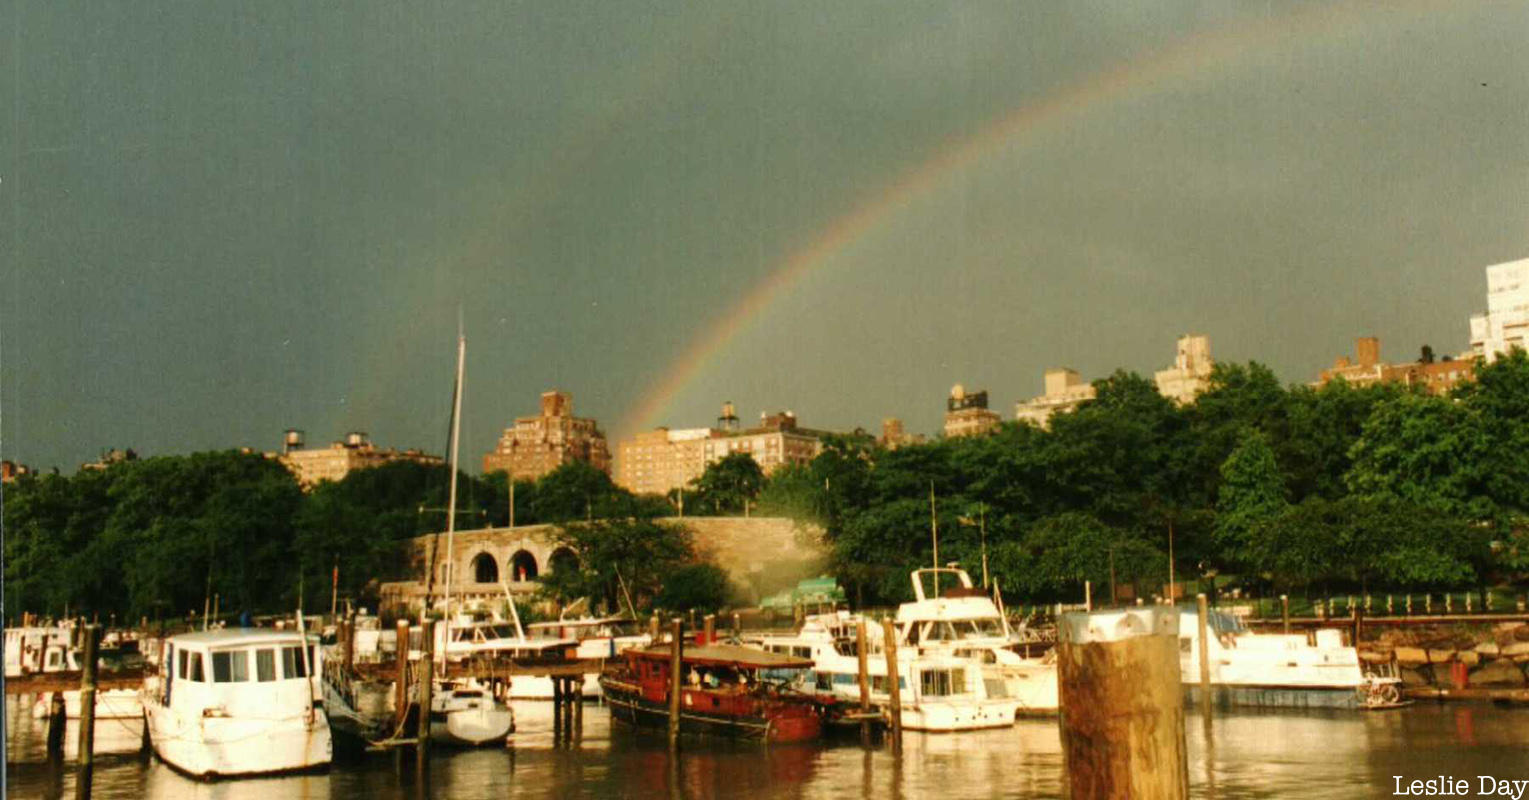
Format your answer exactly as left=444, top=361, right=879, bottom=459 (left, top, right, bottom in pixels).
left=154, top=630, right=323, bottom=716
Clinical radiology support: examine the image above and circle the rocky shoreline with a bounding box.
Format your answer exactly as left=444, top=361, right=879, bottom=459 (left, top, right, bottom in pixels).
left=1359, top=622, right=1529, bottom=691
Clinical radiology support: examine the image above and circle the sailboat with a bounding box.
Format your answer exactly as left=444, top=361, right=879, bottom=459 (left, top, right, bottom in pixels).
left=323, top=332, right=514, bottom=748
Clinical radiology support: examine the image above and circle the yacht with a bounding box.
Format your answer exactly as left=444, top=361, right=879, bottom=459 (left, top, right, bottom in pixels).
left=142, top=629, right=331, bottom=778
left=1177, top=607, right=1398, bottom=709
left=756, top=611, right=1022, bottom=732
left=894, top=568, right=1059, bottom=715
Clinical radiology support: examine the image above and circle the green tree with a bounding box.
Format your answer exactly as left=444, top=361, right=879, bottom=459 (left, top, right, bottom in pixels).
left=654, top=563, right=733, bottom=615
left=1214, top=429, right=1288, bottom=572
left=541, top=517, right=695, bottom=612
left=687, top=452, right=766, bottom=515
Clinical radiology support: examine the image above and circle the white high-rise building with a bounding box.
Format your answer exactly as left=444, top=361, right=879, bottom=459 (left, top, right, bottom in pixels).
left=1470, top=257, right=1529, bottom=362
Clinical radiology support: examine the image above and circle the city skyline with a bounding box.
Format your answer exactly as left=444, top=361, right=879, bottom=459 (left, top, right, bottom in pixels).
left=6, top=2, right=1528, bottom=471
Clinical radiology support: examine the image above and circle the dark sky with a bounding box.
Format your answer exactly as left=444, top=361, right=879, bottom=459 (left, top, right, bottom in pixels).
left=5, top=1, right=1528, bottom=472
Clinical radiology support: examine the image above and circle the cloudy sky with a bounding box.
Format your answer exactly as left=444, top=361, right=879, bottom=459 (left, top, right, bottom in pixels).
left=5, top=1, right=1527, bottom=472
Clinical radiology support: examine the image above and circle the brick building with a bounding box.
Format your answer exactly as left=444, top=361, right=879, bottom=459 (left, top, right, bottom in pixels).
left=1315, top=337, right=1474, bottom=396
left=616, top=403, right=827, bottom=496
left=1015, top=368, right=1097, bottom=428
left=482, top=391, right=612, bottom=479
left=1154, top=334, right=1214, bottom=404
left=943, top=384, right=1001, bottom=438
left=278, top=430, right=442, bottom=488
left=879, top=417, right=926, bottom=449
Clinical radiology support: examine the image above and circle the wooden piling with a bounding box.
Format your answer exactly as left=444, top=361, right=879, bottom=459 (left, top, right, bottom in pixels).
left=573, top=678, right=584, bottom=737
left=856, top=619, right=871, bottom=745
left=417, top=620, right=433, bottom=765
left=1195, top=595, right=1211, bottom=716
left=395, top=620, right=410, bottom=727
left=344, top=613, right=357, bottom=673
left=76, top=624, right=100, bottom=800
left=703, top=614, right=715, bottom=645
left=880, top=618, right=902, bottom=756
left=668, top=618, right=683, bottom=750
left=1280, top=595, right=1289, bottom=635
left=46, top=691, right=66, bottom=757
left=650, top=613, right=660, bottom=642
left=1352, top=606, right=1363, bottom=646
left=1057, top=607, right=1188, bottom=800
left=552, top=678, right=564, bottom=739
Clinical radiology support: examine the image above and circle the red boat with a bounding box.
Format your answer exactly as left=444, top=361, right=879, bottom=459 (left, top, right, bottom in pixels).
left=600, top=643, right=834, bottom=743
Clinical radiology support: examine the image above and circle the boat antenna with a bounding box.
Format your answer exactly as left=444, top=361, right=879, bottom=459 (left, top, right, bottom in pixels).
left=929, top=481, right=939, bottom=597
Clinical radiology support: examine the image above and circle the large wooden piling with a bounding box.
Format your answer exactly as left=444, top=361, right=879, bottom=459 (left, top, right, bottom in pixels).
left=856, top=619, right=871, bottom=745
left=1057, top=607, right=1187, bottom=800
left=731, top=613, right=741, bottom=643
left=1195, top=595, right=1211, bottom=716
left=75, top=624, right=100, bottom=800
left=880, top=618, right=902, bottom=756
left=1280, top=595, right=1290, bottom=635
left=417, top=620, right=434, bottom=766
left=703, top=614, right=715, bottom=645
left=46, top=691, right=66, bottom=757
left=573, top=678, right=584, bottom=738
left=395, top=620, right=410, bottom=727
left=668, top=618, right=683, bottom=750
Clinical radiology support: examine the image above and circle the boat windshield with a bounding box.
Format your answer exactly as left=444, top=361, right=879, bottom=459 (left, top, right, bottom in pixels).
left=921, top=619, right=1005, bottom=641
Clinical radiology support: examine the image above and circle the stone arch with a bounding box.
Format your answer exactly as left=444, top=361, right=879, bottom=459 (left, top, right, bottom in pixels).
left=470, top=552, right=499, bottom=584
left=509, top=549, right=539, bottom=582
left=549, top=546, right=580, bottom=576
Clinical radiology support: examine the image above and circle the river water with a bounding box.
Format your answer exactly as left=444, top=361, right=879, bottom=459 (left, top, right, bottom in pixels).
left=6, top=698, right=1527, bottom=799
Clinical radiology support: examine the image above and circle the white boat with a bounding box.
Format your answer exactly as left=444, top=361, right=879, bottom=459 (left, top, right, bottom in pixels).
left=894, top=568, right=1059, bottom=715
left=1177, top=607, right=1396, bottom=709
left=5, top=626, right=74, bottom=677
left=429, top=679, right=515, bottom=745
left=438, top=616, right=581, bottom=700
left=757, top=611, right=1022, bottom=732
left=32, top=688, right=143, bottom=720
left=516, top=615, right=652, bottom=699
left=142, top=629, right=331, bottom=778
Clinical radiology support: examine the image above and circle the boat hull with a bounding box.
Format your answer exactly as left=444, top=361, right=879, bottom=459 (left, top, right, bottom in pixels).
left=601, top=678, right=822, bottom=743
left=429, top=707, right=515, bottom=746
left=144, top=700, right=331, bottom=779
left=32, top=689, right=143, bottom=720
left=508, top=673, right=602, bottom=700
left=1184, top=684, right=1362, bottom=710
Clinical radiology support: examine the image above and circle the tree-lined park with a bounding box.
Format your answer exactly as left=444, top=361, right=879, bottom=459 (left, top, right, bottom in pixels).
left=7, top=351, right=1528, bottom=622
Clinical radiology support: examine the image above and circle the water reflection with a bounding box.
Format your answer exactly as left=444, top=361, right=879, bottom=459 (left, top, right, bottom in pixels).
left=7, top=696, right=1525, bottom=800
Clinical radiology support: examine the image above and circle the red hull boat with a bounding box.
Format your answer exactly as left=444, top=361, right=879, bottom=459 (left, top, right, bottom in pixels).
left=600, top=643, right=833, bottom=743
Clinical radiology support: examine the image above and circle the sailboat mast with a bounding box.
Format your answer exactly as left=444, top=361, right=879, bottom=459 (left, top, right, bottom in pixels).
left=443, top=333, right=465, bottom=641
left=929, top=481, right=939, bottom=597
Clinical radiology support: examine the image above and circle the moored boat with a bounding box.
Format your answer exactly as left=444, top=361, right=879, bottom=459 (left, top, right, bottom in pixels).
left=600, top=643, right=834, bottom=743
left=1177, top=607, right=1396, bottom=709
left=142, top=629, right=331, bottom=778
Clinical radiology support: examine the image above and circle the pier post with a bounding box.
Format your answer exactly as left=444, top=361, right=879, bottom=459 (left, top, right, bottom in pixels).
left=650, top=613, right=660, bottom=642
left=344, top=612, right=356, bottom=672
left=668, top=618, right=683, bottom=751
left=732, top=613, right=741, bottom=643
left=1057, top=607, right=1187, bottom=800
left=1195, top=595, right=1211, bottom=716
left=417, top=620, right=433, bottom=766
left=75, top=624, right=100, bottom=800
left=395, top=620, right=410, bottom=727
left=703, top=614, right=715, bottom=645
left=573, top=678, right=584, bottom=738
left=1280, top=595, right=1289, bottom=635
left=554, top=678, right=566, bottom=741
left=1351, top=607, right=1362, bottom=647
left=856, top=619, right=871, bottom=745
left=46, top=691, right=66, bottom=758
left=880, top=618, right=902, bottom=757
left=1085, top=581, right=1092, bottom=612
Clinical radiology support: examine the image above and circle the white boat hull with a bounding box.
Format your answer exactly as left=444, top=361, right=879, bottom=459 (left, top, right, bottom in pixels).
left=900, top=699, right=1022, bottom=732
left=144, top=698, right=331, bottom=778
left=430, top=705, right=513, bottom=746
left=507, top=673, right=602, bottom=700
left=32, top=689, right=144, bottom=720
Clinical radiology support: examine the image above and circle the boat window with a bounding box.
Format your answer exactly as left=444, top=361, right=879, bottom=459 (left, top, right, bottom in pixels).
left=281, top=646, right=308, bottom=679
left=984, top=677, right=1009, bottom=699
left=816, top=672, right=833, bottom=691
left=255, top=649, right=277, bottom=682
left=186, top=652, right=206, bottom=683
left=793, top=646, right=812, bottom=659
left=870, top=675, right=908, bottom=692
left=178, top=649, right=189, bottom=679
left=212, top=650, right=249, bottom=682
left=957, top=619, right=1004, bottom=638
left=919, top=668, right=964, bottom=697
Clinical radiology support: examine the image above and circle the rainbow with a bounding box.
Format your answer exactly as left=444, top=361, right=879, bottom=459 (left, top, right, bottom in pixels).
left=616, top=0, right=1443, bottom=437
